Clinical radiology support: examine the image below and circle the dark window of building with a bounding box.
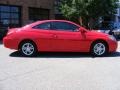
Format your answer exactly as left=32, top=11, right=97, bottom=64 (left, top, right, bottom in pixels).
left=29, top=7, right=49, bottom=22
left=0, top=5, right=21, bottom=28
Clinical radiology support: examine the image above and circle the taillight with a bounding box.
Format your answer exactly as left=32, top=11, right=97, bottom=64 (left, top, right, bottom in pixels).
left=7, top=29, right=16, bottom=35
left=7, top=30, right=15, bottom=35
left=7, top=28, right=22, bottom=35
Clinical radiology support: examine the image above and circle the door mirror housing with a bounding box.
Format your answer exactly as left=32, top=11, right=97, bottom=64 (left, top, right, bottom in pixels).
left=79, top=27, right=87, bottom=33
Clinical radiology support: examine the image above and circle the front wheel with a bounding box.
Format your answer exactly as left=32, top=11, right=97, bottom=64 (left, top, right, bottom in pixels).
left=19, top=41, right=37, bottom=57
left=90, top=42, right=108, bottom=56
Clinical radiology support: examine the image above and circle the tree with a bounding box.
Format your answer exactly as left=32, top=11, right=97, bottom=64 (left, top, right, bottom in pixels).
left=60, top=0, right=119, bottom=29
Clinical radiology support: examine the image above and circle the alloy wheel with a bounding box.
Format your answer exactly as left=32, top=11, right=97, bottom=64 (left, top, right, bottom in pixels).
left=91, top=42, right=108, bottom=56
left=20, top=41, right=37, bottom=57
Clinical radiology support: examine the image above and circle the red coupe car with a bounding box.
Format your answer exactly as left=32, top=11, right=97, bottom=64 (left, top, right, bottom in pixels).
left=3, top=20, right=118, bottom=57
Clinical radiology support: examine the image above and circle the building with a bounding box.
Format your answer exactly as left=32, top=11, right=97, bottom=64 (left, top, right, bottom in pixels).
left=0, top=0, right=55, bottom=28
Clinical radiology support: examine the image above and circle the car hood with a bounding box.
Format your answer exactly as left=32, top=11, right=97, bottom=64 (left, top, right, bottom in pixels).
left=87, top=30, right=108, bottom=37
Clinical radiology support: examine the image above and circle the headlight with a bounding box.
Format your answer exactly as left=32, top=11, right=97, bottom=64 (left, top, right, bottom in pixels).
left=109, top=35, right=116, bottom=41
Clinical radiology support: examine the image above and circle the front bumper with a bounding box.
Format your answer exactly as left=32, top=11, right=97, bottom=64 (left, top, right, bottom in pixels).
left=108, top=40, right=118, bottom=52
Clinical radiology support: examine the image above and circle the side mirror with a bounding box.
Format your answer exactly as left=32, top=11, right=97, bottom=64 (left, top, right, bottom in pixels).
left=79, top=27, right=87, bottom=33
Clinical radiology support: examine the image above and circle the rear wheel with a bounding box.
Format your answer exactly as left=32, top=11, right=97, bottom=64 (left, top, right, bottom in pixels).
left=91, top=41, right=108, bottom=56
left=19, top=41, right=37, bottom=57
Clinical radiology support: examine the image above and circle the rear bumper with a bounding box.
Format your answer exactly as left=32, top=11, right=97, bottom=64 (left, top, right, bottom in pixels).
left=3, top=36, right=18, bottom=50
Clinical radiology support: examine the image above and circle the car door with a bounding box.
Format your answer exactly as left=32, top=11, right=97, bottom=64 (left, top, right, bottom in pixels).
left=50, top=21, right=87, bottom=52
left=32, top=22, right=54, bottom=51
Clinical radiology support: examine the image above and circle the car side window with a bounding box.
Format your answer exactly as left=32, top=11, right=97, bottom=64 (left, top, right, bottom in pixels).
left=51, top=22, right=79, bottom=31
left=33, top=22, right=51, bottom=30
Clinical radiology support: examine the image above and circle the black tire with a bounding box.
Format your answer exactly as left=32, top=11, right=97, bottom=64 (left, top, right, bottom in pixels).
left=19, top=41, right=37, bottom=57
left=90, top=41, right=108, bottom=57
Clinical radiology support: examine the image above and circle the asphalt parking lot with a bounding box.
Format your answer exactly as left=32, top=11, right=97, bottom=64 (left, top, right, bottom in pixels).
left=0, top=41, right=120, bottom=90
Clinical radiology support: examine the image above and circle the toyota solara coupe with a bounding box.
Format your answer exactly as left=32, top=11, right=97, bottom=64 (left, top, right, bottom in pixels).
left=3, top=20, right=118, bottom=57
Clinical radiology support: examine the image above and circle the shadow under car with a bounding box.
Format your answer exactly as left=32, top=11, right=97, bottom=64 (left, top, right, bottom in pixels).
left=9, top=51, right=120, bottom=58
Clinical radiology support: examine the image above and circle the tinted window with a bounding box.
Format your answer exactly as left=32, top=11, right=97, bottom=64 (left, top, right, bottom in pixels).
left=51, top=22, right=78, bottom=31
left=33, top=22, right=51, bottom=30
left=0, top=5, right=21, bottom=28
left=29, top=7, right=49, bottom=21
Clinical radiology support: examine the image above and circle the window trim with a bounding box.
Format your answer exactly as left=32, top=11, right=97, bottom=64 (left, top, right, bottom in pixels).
left=32, top=21, right=79, bottom=32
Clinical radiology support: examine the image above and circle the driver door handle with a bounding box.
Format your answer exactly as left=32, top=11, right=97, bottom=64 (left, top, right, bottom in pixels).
left=52, top=34, right=58, bottom=38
